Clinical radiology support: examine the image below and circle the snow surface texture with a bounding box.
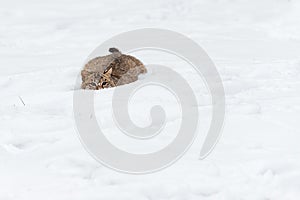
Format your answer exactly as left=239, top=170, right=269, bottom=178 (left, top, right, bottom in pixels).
left=1, top=0, right=300, bottom=199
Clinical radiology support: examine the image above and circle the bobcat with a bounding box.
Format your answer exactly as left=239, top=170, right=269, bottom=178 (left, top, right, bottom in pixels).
left=81, top=48, right=147, bottom=90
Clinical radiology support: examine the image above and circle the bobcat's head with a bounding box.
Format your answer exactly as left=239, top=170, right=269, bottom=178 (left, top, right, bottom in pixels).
left=98, top=67, right=116, bottom=89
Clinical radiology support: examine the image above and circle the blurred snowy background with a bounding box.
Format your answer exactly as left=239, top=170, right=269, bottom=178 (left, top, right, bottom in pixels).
left=1, top=0, right=300, bottom=199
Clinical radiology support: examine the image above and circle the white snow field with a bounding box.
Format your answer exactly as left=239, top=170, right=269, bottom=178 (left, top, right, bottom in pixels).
left=1, top=0, right=300, bottom=199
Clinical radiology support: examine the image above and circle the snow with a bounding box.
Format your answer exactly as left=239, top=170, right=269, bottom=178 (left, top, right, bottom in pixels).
left=1, top=0, right=300, bottom=199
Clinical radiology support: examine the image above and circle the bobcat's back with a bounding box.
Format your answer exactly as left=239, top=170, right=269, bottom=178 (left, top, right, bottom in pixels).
left=108, top=54, right=147, bottom=86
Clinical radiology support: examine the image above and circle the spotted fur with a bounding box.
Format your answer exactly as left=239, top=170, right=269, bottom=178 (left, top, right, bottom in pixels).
left=81, top=48, right=147, bottom=90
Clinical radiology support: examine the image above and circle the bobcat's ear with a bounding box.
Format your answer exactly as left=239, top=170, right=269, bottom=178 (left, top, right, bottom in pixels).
left=104, top=67, right=113, bottom=76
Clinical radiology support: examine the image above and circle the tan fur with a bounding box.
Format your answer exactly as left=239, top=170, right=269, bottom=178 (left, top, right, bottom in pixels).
left=81, top=48, right=147, bottom=90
